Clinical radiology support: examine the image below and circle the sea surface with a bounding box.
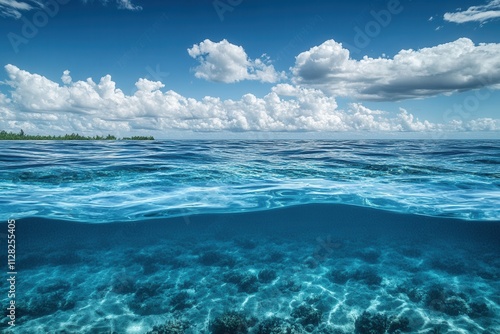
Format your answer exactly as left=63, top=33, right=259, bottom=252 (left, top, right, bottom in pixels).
left=0, top=140, right=499, bottom=333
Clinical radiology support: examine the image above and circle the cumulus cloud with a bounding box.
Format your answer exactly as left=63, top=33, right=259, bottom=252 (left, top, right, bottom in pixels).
left=61, top=70, right=72, bottom=85
left=292, top=38, right=500, bottom=101
left=188, top=39, right=285, bottom=83
left=444, top=0, right=500, bottom=24
left=1, top=65, right=499, bottom=136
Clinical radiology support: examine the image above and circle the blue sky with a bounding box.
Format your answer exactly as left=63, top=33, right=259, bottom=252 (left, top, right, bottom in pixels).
left=0, top=0, right=499, bottom=138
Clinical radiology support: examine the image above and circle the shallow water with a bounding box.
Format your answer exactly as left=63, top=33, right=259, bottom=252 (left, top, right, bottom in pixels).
left=0, top=140, right=499, bottom=333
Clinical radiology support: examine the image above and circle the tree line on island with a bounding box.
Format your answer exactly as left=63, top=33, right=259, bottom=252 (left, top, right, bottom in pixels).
left=0, top=130, right=154, bottom=140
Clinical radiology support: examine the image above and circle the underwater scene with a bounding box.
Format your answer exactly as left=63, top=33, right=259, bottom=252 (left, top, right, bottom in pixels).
left=0, top=140, right=499, bottom=334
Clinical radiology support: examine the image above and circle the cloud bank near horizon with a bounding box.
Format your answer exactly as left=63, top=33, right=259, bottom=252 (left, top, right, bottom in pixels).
left=1, top=64, right=499, bottom=135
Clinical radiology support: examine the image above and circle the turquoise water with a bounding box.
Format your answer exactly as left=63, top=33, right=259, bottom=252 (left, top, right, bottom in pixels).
left=1, top=140, right=499, bottom=222
left=0, top=140, right=499, bottom=333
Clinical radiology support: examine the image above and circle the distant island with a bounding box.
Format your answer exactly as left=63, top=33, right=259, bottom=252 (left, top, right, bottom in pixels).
left=0, top=130, right=154, bottom=141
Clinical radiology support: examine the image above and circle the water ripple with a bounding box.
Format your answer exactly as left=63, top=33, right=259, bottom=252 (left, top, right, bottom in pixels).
left=0, top=140, right=499, bottom=222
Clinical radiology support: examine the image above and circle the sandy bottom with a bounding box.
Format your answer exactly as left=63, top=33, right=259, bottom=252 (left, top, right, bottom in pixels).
left=2, top=215, right=499, bottom=334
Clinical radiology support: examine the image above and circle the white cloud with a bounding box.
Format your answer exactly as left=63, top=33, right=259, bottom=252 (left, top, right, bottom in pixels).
left=187, top=39, right=285, bottom=83
left=82, top=0, right=142, bottom=11
left=0, top=0, right=141, bottom=18
left=0, top=0, right=41, bottom=18
left=292, top=38, right=500, bottom=101
left=1, top=65, right=499, bottom=136
left=462, top=118, right=500, bottom=131
left=116, top=0, right=141, bottom=11
left=444, top=0, right=500, bottom=24
left=61, top=70, right=72, bottom=85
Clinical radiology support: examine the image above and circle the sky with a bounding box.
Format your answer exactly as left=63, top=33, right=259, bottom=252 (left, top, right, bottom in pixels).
left=0, top=0, right=499, bottom=139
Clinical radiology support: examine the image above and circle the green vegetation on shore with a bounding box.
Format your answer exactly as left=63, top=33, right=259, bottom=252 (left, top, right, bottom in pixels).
left=0, top=130, right=154, bottom=141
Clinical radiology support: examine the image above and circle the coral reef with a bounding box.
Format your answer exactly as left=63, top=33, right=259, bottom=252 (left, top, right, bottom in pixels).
left=329, top=268, right=382, bottom=286
left=223, top=272, right=259, bottom=293
left=22, top=281, right=76, bottom=318
left=425, top=286, right=470, bottom=316
left=210, top=311, right=251, bottom=334
left=290, top=304, right=322, bottom=326
left=354, top=311, right=388, bottom=334
left=170, top=291, right=195, bottom=311
left=278, top=279, right=302, bottom=292
left=199, top=250, right=236, bottom=267
left=128, top=282, right=168, bottom=315
left=258, top=269, right=277, bottom=283
left=256, top=317, right=304, bottom=334
left=468, top=302, right=490, bottom=318
left=354, top=312, right=410, bottom=334
left=145, top=319, right=189, bottom=334
left=387, top=316, right=410, bottom=333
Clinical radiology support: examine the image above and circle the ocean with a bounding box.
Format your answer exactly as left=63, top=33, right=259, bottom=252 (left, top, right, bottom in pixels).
left=0, top=140, right=499, bottom=333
